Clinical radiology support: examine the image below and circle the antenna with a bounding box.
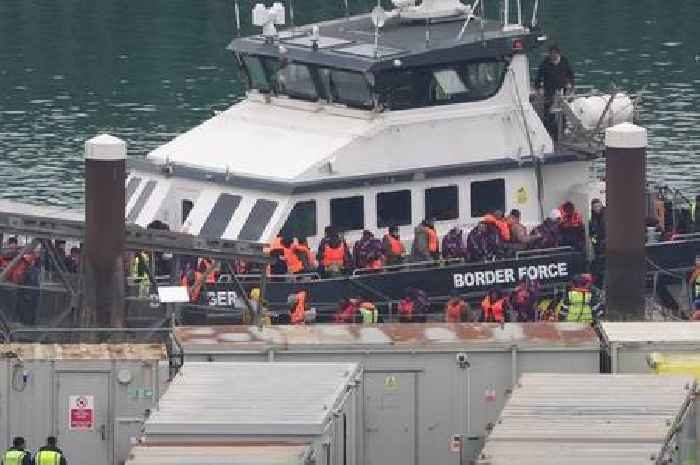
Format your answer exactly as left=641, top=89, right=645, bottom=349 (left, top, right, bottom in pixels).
left=344, top=0, right=350, bottom=21
left=517, top=0, right=522, bottom=27
left=234, top=0, right=241, bottom=37
left=504, top=0, right=509, bottom=27
left=290, top=0, right=296, bottom=35
left=371, top=2, right=386, bottom=58
left=531, top=0, right=540, bottom=29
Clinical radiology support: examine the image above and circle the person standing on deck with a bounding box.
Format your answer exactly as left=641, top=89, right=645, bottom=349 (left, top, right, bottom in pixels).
left=535, top=44, right=575, bottom=139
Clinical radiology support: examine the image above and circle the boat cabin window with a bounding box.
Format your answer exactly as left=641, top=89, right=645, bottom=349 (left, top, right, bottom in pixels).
left=471, top=179, right=505, bottom=217
left=200, top=194, right=242, bottom=239
left=238, top=199, right=278, bottom=241
left=377, top=190, right=412, bottom=227
left=181, top=199, right=194, bottom=225
left=378, top=58, right=508, bottom=110
left=425, top=186, right=459, bottom=221
left=281, top=200, right=317, bottom=239
left=319, top=68, right=373, bottom=108
left=241, top=55, right=272, bottom=92
left=276, top=62, right=318, bottom=100
left=331, top=196, right=364, bottom=231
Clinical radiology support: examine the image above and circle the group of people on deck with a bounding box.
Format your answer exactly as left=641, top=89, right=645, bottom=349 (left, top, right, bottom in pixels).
left=267, top=201, right=590, bottom=278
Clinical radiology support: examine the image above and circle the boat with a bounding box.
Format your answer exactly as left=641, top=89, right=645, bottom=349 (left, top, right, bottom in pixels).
left=121, top=0, right=698, bottom=319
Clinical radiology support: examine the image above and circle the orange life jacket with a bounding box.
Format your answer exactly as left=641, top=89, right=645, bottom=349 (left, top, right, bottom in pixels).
left=284, top=246, right=304, bottom=273
left=181, top=271, right=203, bottom=302
left=269, top=235, right=284, bottom=252
left=482, top=296, right=506, bottom=323
left=322, top=244, right=345, bottom=268
left=446, top=300, right=466, bottom=323
left=426, top=227, right=438, bottom=253
left=483, top=214, right=511, bottom=242
left=559, top=206, right=583, bottom=227
left=367, top=258, right=383, bottom=270
left=291, top=291, right=306, bottom=324
left=385, top=234, right=405, bottom=256
left=294, top=244, right=317, bottom=270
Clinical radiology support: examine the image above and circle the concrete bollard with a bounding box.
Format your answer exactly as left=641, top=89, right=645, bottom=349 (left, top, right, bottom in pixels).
left=604, top=122, right=647, bottom=321
left=82, top=134, right=127, bottom=329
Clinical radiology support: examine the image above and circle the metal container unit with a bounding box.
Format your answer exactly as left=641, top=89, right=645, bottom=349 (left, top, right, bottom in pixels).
left=126, top=445, right=313, bottom=465
left=174, top=323, right=600, bottom=465
left=599, top=322, right=700, bottom=373
left=478, top=373, right=697, bottom=465
left=0, top=344, right=168, bottom=465
left=142, top=362, right=361, bottom=465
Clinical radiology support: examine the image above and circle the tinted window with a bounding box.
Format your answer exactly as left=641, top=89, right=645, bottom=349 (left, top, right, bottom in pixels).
left=241, top=55, right=270, bottom=92
left=331, top=196, right=364, bottom=231
left=276, top=63, right=318, bottom=100
left=199, top=194, right=242, bottom=239
left=125, top=177, right=141, bottom=205
left=238, top=200, right=278, bottom=241
left=471, top=179, right=505, bottom=217
left=377, top=190, right=411, bottom=227
left=425, top=186, right=459, bottom=221
left=127, top=180, right=157, bottom=223
left=181, top=199, right=194, bottom=225
left=320, top=68, right=372, bottom=108
left=281, top=201, right=317, bottom=239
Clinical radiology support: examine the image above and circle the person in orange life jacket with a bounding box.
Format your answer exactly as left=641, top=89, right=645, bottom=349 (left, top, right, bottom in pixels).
left=445, top=294, right=470, bottom=322
left=482, top=210, right=511, bottom=242
left=288, top=290, right=308, bottom=325
left=281, top=236, right=304, bottom=274
left=558, top=201, right=585, bottom=252
left=267, top=231, right=284, bottom=254
left=383, top=226, right=406, bottom=266
left=293, top=237, right=317, bottom=272
left=480, top=288, right=510, bottom=323
left=398, top=288, right=430, bottom=323
left=320, top=231, right=351, bottom=276
left=197, top=257, right=218, bottom=283
left=510, top=278, right=540, bottom=322
left=412, top=219, right=439, bottom=261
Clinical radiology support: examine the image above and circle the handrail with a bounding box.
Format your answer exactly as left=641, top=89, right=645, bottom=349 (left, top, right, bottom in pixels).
left=351, top=258, right=463, bottom=276
left=516, top=246, right=574, bottom=259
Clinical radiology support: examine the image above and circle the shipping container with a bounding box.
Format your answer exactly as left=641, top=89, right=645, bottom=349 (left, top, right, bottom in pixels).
left=478, top=373, right=697, bottom=465
left=126, top=444, right=313, bottom=465
left=599, top=322, right=700, bottom=373
left=174, top=323, right=600, bottom=465
left=0, top=344, right=168, bottom=465
left=142, top=362, right=361, bottom=465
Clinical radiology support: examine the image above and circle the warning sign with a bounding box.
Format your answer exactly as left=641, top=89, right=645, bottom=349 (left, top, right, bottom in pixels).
left=69, top=395, right=94, bottom=431
left=384, top=375, right=399, bottom=390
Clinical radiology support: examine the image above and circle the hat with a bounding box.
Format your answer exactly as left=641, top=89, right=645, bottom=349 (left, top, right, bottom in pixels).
left=548, top=209, right=562, bottom=220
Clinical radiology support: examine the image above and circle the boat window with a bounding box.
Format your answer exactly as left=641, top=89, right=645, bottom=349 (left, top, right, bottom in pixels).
left=181, top=199, right=194, bottom=225
left=199, top=194, right=242, bottom=239
left=241, top=55, right=271, bottom=92
left=276, top=62, right=318, bottom=100
left=238, top=199, right=278, bottom=241
left=425, top=186, right=459, bottom=221
left=377, top=190, right=412, bottom=227
left=378, top=58, right=508, bottom=110
left=281, top=200, right=317, bottom=239
left=127, top=180, right=157, bottom=223
left=125, top=177, right=141, bottom=205
left=331, top=196, right=364, bottom=231
left=471, top=179, right=505, bottom=217
left=319, top=68, right=373, bottom=108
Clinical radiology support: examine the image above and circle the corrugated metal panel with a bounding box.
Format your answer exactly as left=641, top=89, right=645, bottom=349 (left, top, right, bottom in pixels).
left=1, top=344, right=166, bottom=360
left=174, top=323, right=599, bottom=353
left=145, top=362, right=359, bottom=437
left=600, top=322, right=700, bottom=344
left=479, top=373, right=695, bottom=465
left=126, top=445, right=310, bottom=465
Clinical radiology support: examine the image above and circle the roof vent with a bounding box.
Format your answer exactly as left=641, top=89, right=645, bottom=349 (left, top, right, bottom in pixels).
left=395, top=0, right=471, bottom=20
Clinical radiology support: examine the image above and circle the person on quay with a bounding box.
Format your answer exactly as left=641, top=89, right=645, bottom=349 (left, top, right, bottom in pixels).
left=3, top=437, right=33, bottom=465
left=589, top=199, right=606, bottom=284
left=35, top=437, right=67, bottom=465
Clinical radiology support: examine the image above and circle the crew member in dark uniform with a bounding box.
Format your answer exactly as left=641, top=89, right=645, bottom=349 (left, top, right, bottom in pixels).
left=535, top=44, right=575, bottom=139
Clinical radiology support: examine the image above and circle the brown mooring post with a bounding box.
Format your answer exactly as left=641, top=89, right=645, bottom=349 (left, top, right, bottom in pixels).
left=82, top=134, right=126, bottom=329
left=605, top=122, right=647, bottom=321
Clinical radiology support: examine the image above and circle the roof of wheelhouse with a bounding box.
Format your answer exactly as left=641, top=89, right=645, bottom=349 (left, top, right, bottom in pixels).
left=228, top=10, right=537, bottom=73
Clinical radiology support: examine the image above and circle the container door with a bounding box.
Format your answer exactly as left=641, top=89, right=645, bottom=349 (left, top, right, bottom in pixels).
left=56, top=372, right=110, bottom=465
left=364, top=372, right=416, bottom=465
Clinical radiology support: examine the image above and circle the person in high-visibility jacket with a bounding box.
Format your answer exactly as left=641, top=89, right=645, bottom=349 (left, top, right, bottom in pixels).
left=382, top=226, right=405, bottom=266
left=560, top=274, right=603, bottom=322
left=359, top=301, right=379, bottom=324
left=129, top=250, right=151, bottom=297
left=688, top=256, right=700, bottom=307
left=3, top=437, right=33, bottom=465
left=289, top=290, right=308, bottom=325
left=35, top=437, right=67, bottom=465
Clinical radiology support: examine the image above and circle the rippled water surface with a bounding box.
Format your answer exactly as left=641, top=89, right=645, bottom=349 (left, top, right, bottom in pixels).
left=0, top=0, right=698, bottom=207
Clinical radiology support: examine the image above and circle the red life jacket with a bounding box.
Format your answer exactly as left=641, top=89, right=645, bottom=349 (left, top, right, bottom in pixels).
left=446, top=300, right=466, bottom=323
left=291, top=292, right=306, bottom=324
left=385, top=234, right=405, bottom=256
left=284, top=246, right=303, bottom=273
left=482, top=296, right=506, bottom=323
left=398, top=298, right=414, bottom=320
left=426, top=227, right=439, bottom=253
left=483, top=214, right=511, bottom=242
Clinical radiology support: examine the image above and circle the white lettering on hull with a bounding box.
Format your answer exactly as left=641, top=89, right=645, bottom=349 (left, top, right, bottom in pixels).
left=453, top=262, right=568, bottom=289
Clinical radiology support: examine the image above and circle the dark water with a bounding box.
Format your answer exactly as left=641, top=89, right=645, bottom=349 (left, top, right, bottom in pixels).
left=0, top=0, right=698, bottom=207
